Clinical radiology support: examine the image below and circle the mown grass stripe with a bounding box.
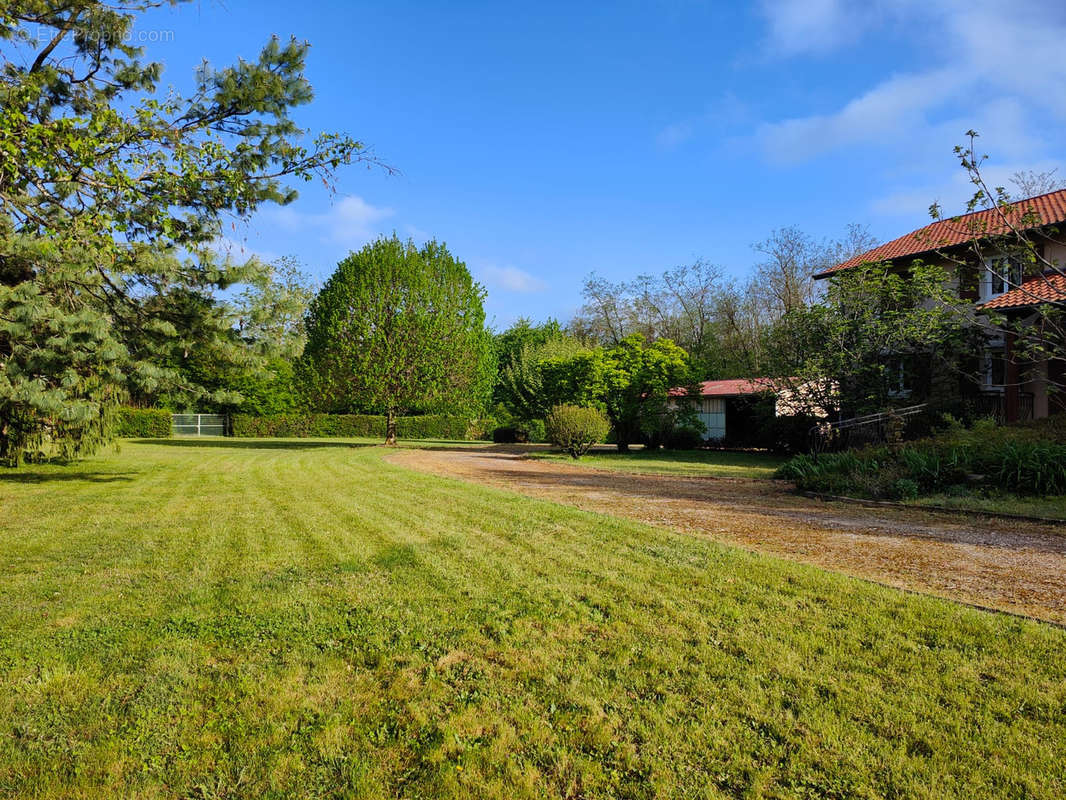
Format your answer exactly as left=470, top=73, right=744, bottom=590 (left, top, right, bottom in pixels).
left=0, top=440, right=1062, bottom=799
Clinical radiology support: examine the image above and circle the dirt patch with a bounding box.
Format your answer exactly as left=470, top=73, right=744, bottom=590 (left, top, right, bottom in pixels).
left=388, top=446, right=1066, bottom=625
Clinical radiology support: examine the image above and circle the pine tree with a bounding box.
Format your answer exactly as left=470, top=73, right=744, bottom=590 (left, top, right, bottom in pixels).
left=0, top=1, right=376, bottom=464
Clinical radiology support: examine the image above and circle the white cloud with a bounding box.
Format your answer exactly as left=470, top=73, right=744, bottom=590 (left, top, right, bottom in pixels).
left=754, top=0, right=1066, bottom=210
left=266, top=195, right=395, bottom=245
left=759, top=0, right=890, bottom=56
left=656, top=121, right=694, bottom=150
left=478, top=265, right=548, bottom=293
left=758, top=67, right=961, bottom=163
left=404, top=223, right=430, bottom=242
left=872, top=155, right=1066, bottom=219
left=327, top=196, right=395, bottom=242
left=211, top=236, right=278, bottom=264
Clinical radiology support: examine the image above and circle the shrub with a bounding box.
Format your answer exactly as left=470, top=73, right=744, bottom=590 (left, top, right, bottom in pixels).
left=545, top=405, right=610, bottom=459
left=492, top=426, right=526, bottom=444
left=985, top=441, right=1066, bottom=496
left=525, top=418, right=547, bottom=444
left=115, top=407, right=171, bottom=438
left=491, top=419, right=545, bottom=444
left=776, top=421, right=1066, bottom=500
left=890, top=478, right=920, bottom=501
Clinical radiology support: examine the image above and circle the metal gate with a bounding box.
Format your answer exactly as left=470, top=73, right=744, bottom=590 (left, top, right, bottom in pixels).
left=171, top=414, right=228, bottom=437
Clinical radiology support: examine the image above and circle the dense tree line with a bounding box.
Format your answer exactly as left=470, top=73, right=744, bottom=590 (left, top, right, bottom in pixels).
left=567, top=225, right=878, bottom=377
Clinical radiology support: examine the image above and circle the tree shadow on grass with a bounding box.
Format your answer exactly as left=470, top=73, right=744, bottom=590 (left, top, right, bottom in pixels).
left=129, top=438, right=374, bottom=450
left=0, top=471, right=137, bottom=484
left=409, top=442, right=549, bottom=455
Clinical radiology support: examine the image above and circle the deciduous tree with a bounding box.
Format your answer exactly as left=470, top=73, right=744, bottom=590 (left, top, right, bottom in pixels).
left=601, top=335, right=691, bottom=452
left=767, top=262, right=969, bottom=418
left=933, top=133, right=1066, bottom=390
left=298, top=236, right=493, bottom=444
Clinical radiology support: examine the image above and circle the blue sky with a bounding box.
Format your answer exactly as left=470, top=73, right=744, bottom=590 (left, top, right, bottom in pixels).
left=139, top=0, right=1066, bottom=329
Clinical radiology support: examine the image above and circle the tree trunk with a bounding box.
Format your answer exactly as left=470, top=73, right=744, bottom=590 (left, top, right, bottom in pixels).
left=385, top=408, right=397, bottom=446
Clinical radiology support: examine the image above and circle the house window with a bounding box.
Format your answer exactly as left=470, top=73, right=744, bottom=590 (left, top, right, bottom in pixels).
left=697, top=398, right=726, bottom=440
left=982, top=347, right=1006, bottom=391
left=980, top=256, right=1024, bottom=302
left=886, top=356, right=912, bottom=398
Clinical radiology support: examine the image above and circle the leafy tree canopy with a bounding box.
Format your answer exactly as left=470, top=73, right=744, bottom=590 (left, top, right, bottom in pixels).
left=500, top=332, right=693, bottom=452
left=600, top=335, right=692, bottom=452
left=493, top=318, right=562, bottom=375
left=497, top=333, right=594, bottom=421
left=297, top=236, right=494, bottom=444
left=767, top=261, right=969, bottom=417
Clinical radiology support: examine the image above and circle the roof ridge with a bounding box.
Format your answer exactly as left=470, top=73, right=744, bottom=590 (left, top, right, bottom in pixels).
left=816, top=188, right=1066, bottom=278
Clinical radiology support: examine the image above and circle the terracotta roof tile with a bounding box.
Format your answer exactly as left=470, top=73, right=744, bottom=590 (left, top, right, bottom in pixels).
left=669, top=378, right=776, bottom=398
left=980, top=273, right=1066, bottom=310
left=815, top=189, right=1066, bottom=278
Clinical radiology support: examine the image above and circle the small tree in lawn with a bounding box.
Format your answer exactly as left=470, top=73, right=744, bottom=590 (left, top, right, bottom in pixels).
left=545, top=405, right=610, bottom=459
left=298, top=236, right=493, bottom=444
left=601, top=335, right=692, bottom=452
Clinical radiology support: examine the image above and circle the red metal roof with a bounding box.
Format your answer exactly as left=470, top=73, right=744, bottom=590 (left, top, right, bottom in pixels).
left=815, top=189, right=1066, bottom=278
left=669, top=378, right=776, bottom=398
left=980, top=273, right=1066, bottom=310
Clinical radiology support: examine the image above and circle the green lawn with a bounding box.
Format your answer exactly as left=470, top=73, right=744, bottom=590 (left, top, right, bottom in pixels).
left=0, top=439, right=1063, bottom=798
left=531, top=447, right=786, bottom=478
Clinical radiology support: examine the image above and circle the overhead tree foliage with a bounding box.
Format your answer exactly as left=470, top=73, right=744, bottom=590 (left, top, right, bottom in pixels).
left=298, top=236, right=494, bottom=445
left=933, top=132, right=1066, bottom=388
left=767, top=262, right=969, bottom=418
left=0, top=1, right=376, bottom=464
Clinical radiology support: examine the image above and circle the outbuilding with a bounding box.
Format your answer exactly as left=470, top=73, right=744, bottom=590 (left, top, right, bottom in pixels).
left=668, top=378, right=777, bottom=441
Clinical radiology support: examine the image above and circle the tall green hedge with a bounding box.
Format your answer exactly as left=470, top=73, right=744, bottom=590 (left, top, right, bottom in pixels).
left=115, top=407, right=172, bottom=438
left=231, top=413, right=493, bottom=441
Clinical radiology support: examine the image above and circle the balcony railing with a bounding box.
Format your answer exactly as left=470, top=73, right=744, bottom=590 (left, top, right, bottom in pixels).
left=967, top=392, right=1034, bottom=423
left=809, top=404, right=928, bottom=454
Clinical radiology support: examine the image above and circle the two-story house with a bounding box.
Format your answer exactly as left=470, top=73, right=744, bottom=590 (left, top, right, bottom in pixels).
left=814, top=189, right=1066, bottom=423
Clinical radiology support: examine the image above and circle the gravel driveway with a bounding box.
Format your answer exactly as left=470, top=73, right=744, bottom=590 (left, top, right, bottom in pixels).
left=389, top=446, right=1066, bottom=625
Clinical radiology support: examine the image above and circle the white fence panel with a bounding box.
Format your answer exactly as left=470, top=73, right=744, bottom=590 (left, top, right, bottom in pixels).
left=171, top=414, right=228, bottom=437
